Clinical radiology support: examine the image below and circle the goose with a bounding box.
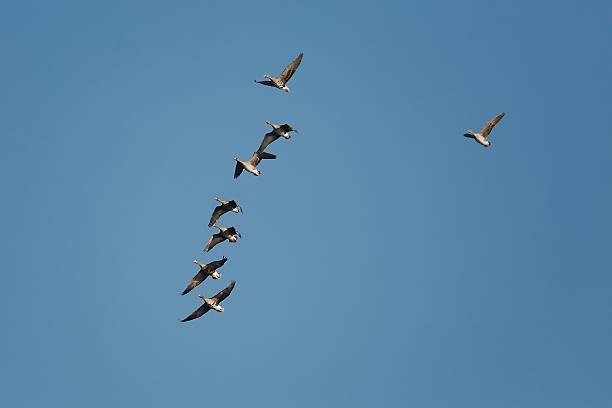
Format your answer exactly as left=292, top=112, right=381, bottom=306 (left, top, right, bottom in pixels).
left=204, top=225, right=241, bottom=252
left=464, top=112, right=505, bottom=148
left=254, top=52, right=303, bottom=93
left=181, top=257, right=228, bottom=296
left=257, top=120, right=298, bottom=153
left=208, top=197, right=242, bottom=227
left=181, top=280, right=236, bottom=322
left=234, top=151, right=276, bottom=178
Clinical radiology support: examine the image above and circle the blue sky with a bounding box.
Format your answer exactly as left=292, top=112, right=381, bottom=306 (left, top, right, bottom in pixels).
left=1, top=1, right=611, bottom=407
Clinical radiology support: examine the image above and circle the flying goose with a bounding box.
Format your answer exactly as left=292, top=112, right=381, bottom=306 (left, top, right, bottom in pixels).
left=181, top=257, right=228, bottom=296
left=464, top=112, right=505, bottom=148
left=204, top=225, right=241, bottom=252
left=181, top=280, right=236, bottom=322
left=208, top=197, right=243, bottom=227
left=257, top=120, right=298, bottom=153
left=254, top=52, right=303, bottom=93
left=234, top=151, right=276, bottom=178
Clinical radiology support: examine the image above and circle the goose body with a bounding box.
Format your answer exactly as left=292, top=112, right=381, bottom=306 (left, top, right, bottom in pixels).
left=234, top=151, right=276, bottom=178
left=204, top=225, right=241, bottom=252
left=258, top=120, right=298, bottom=153
left=181, top=280, right=236, bottom=322
left=464, top=112, right=505, bottom=148
left=181, top=257, right=228, bottom=295
left=255, top=53, right=303, bottom=93
left=208, top=197, right=242, bottom=227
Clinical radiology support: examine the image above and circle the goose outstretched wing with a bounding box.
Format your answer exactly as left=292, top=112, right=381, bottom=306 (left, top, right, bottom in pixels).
left=208, top=205, right=227, bottom=227
left=254, top=79, right=277, bottom=87
left=212, top=280, right=236, bottom=303
left=204, top=233, right=225, bottom=252
left=480, top=112, right=505, bottom=138
left=226, top=226, right=240, bottom=237
left=181, top=303, right=211, bottom=322
left=234, top=161, right=244, bottom=179
left=276, top=53, right=303, bottom=86
left=279, top=124, right=296, bottom=133
left=181, top=269, right=208, bottom=296
left=207, top=256, right=228, bottom=270
left=258, top=131, right=281, bottom=153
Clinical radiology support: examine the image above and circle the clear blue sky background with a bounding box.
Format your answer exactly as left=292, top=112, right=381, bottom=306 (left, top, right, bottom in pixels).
left=1, top=1, right=611, bottom=407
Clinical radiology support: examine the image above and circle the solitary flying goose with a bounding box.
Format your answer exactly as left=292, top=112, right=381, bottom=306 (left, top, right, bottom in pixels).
left=181, top=257, right=228, bottom=296
left=181, top=280, right=236, bottom=322
left=208, top=197, right=242, bottom=227
left=234, top=151, right=276, bottom=178
left=257, top=120, right=298, bottom=153
left=464, top=112, right=506, bottom=148
left=204, top=225, right=241, bottom=252
left=255, top=52, right=303, bottom=93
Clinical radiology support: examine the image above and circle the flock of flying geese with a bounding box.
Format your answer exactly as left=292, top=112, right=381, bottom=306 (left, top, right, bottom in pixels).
left=180, top=52, right=303, bottom=322
left=179, top=51, right=506, bottom=322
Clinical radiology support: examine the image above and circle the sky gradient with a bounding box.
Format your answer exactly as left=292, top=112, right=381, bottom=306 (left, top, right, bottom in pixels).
left=1, top=1, right=611, bottom=407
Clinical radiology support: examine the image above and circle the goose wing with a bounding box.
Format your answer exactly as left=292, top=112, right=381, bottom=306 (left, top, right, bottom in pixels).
left=258, top=131, right=280, bottom=153
left=255, top=80, right=277, bottom=87
left=181, top=269, right=208, bottom=296
left=226, top=226, right=240, bottom=237
left=207, top=256, right=228, bottom=270
left=234, top=161, right=244, bottom=179
left=227, top=200, right=242, bottom=213
left=204, top=233, right=225, bottom=252
left=208, top=205, right=227, bottom=227
left=279, top=124, right=296, bottom=133
left=276, top=53, right=303, bottom=86
left=181, top=303, right=211, bottom=322
left=480, top=112, right=505, bottom=138
left=212, top=280, right=236, bottom=304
